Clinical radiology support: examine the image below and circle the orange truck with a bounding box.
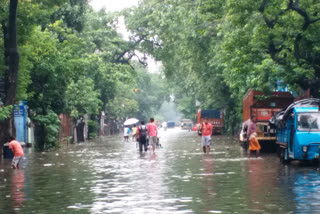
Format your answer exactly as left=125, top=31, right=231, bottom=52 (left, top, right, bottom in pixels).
left=240, top=89, right=294, bottom=151
left=197, top=109, right=223, bottom=135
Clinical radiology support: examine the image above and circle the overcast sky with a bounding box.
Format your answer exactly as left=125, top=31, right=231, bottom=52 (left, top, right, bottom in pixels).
left=89, top=0, right=139, bottom=12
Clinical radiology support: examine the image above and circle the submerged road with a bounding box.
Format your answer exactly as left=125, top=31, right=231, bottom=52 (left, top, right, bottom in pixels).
left=1, top=127, right=320, bottom=213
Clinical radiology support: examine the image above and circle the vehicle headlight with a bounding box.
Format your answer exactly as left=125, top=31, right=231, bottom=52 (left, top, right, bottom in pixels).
left=302, top=146, right=308, bottom=153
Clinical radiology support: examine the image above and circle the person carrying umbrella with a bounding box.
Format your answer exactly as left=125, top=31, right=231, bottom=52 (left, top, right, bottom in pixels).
left=123, top=118, right=139, bottom=142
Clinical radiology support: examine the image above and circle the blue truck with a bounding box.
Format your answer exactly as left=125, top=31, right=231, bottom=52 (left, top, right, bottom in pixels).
left=167, top=121, right=176, bottom=128
left=270, top=98, right=320, bottom=163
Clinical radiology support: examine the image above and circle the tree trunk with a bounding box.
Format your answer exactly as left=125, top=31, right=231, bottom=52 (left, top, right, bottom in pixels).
left=76, top=121, right=85, bottom=143
left=0, top=0, right=19, bottom=147
left=6, top=0, right=19, bottom=107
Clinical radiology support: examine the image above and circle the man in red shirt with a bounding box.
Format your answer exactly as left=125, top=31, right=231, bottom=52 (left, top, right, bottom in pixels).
left=8, top=136, right=24, bottom=169
left=201, top=120, right=213, bottom=154
left=147, top=117, right=158, bottom=154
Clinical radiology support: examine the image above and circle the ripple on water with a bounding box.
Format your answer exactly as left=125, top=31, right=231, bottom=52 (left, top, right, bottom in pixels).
left=2, top=132, right=318, bottom=213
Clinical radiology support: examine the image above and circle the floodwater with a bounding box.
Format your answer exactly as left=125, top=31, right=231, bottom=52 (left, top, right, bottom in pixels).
left=1, top=128, right=320, bottom=214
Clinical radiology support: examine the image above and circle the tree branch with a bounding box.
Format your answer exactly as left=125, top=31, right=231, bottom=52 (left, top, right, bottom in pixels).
left=111, top=35, right=146, bottom=63
left=259, top=0, right=288, bottom=29
left=258, top=0, right=268, bottom=13
left=309, top=17, right=320, bottom=25
left=288, top=0, right=320, bottom=30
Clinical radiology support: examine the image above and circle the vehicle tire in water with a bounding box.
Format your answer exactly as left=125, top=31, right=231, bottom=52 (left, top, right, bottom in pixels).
left=280, top=148, right=291, bottom=164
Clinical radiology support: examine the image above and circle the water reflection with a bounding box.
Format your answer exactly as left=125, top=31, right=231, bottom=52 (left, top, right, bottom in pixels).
left=247, top=159, right=266, bottom=213
left=11, top=170, right=25, bottom=209
left=1, top=129, right=320, bottom=213
left=200, top=155, right=217, bottom=213
left=281, top=166, right=320, bottom=213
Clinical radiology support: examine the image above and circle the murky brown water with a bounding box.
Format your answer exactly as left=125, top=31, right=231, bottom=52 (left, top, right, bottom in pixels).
left=1, top=128, right=320, bottom=214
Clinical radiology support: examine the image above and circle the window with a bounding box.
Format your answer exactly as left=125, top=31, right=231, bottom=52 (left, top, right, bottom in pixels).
left=297, top=113, right=320, bottom=131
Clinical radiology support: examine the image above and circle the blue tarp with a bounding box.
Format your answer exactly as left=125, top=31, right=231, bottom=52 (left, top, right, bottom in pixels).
left=167, top=121, right=175, bottom=128
left=201, top=110, right=221, bottom=119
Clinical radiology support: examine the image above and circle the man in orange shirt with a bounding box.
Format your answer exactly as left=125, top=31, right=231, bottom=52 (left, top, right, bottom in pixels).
left=201, top=120, right=213, bottom=154
left=8, top=136, right=24, bottom=169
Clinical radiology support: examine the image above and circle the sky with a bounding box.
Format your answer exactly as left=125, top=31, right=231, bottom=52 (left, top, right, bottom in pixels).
left=89, top=0, right=139, bottom=12
left=89, top=0, right=161, bottom=73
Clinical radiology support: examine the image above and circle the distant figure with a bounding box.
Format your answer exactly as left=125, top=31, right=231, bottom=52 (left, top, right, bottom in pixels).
left=8, top=136, right=24, bottom=169
left=137, top=121, right=148, bottom=152
left=248, top=132, right=261, bottom=158
left=123, top=126, right=130, bottom=142
left=131, top=125, right=138, bottom=141
left=162, top=122, right=167, bottom=131
left=147, top=117, right=158, bottom=154
left=200, top=120, right=213, bottom=154
left=188, top=123, right=192, bottom=132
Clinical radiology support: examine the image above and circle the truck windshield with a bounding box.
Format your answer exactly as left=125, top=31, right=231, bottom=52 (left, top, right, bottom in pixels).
left=297, top=113, right=320, bottom=131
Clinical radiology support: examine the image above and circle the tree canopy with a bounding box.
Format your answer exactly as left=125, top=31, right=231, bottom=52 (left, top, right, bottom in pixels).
left=123, top=0, right=320, bottom=133
left=0, top=0, right=169, bottom=149
left=1, top=0, right=320, bottom=147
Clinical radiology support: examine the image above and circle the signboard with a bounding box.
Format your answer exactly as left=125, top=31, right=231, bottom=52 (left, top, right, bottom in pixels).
left=14, top=105, right=25, bottom=117
left=253, top=108, right=282, bottom=121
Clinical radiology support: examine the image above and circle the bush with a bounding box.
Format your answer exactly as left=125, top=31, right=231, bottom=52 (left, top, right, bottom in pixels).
left=0, top=105, right=13, bottom=121
left=33, top=109, right=60, bottom=150
left=88, top=119, right=99, bottom=139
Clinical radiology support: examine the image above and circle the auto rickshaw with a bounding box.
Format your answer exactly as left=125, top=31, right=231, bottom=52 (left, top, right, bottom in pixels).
left=270, top=98, right=320, bottom=163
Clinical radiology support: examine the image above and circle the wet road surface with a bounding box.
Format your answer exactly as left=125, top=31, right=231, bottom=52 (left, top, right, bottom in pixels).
left=1, top=128, right=320, bottom=213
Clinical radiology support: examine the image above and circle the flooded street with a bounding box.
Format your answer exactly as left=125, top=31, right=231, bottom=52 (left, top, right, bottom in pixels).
left=1, top=128, right=320, bottom=214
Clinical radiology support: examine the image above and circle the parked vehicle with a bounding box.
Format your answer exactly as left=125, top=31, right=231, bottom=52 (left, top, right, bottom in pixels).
left=239, top=89, right=293, bottom=151
left=270, top=98, right=320, bottom=162
left=180, top=119, right=193, bottom=130
left=196, top=109, right=223, bottom=135
left=191, top=125, right=198, bottom=131
left=167, top=121, right=176, bottom=128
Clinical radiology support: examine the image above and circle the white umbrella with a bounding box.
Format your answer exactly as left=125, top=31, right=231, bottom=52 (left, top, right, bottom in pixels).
left=123, top=118, right=139, bottom=126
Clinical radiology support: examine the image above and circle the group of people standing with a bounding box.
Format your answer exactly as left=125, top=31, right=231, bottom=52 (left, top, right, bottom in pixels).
left=124, top=117, right=158, bottom=154
left=200, top=115, right=261, bottom=157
